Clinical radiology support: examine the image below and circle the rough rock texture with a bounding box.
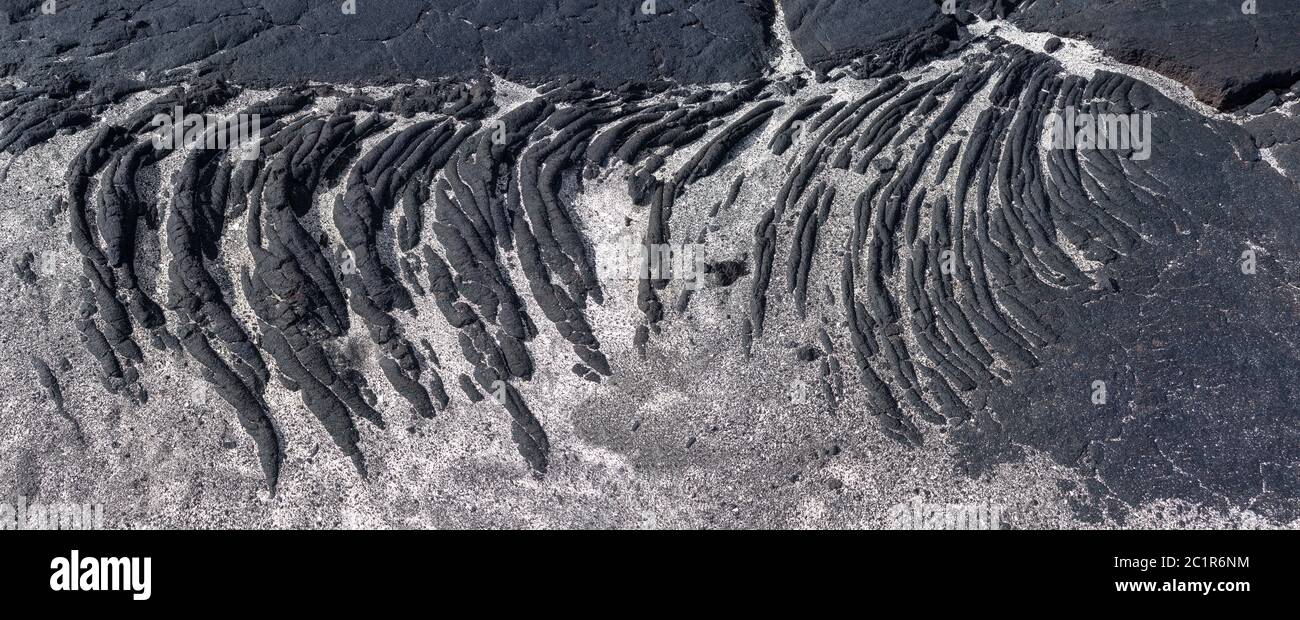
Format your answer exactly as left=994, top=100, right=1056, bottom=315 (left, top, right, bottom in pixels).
left=780, top=0, right=960, bottom=78
left=0, top=0, right=776, bottom=89
left=2, top=0, right=1300, bottom=529
left=1009, top=0, right=1300, bottom=110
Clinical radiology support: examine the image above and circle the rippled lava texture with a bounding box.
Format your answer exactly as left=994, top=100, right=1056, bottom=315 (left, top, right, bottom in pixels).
left=4, top=0, right=1300, bottom=527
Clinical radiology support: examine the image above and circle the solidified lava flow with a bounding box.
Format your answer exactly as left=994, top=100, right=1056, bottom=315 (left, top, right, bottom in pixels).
left=4, top=0, right=1300, bottom=528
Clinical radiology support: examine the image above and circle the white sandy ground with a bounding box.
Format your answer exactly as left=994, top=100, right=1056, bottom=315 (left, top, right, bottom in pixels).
left=0, top=22, right=1296, bottom=529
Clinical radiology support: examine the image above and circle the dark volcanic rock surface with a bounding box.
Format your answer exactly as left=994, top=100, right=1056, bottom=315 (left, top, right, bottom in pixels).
left=953, top=77, right=1300, bottom=521
left=4, top=0, right=1300, bottom=529
left=1010, top=0, right=1300, bottom=110
left=781, top=0, right=960, bottom=76
left=0, top=0, right=776, bottom=89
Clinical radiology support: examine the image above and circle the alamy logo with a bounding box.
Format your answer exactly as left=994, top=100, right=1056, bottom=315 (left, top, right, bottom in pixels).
left=600, top=240, right=707, bottom=290
left=888, top=500, right=1004, bottom=530
left=50, top=550, right=151, bottom=601
left=151, top=106, right=262, bottom=160
left=0, top=495, right=103, bottom=530
left=1046, top=106, right=1152, bottom=160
